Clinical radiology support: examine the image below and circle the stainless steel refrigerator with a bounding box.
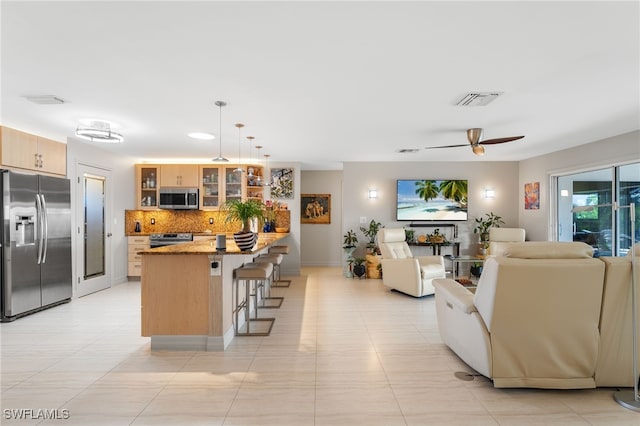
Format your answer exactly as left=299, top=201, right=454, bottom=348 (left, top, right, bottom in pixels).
left=1, top=170, right=72, bottom=321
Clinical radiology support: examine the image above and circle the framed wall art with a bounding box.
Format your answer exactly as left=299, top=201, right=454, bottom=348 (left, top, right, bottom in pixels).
left=270, top=168, right=294, bottom=199
left=301, top=193, right=331, bottom=224
left=524, top=182, right=540, bottom=210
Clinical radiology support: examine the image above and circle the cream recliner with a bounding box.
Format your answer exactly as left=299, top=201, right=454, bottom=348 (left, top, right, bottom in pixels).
left=596, top=244, right=640, bottom=387
left=434, top=242, right=605, bottom=388
left=488, top=227, right=525, bottom=256
left=377, top=228, right=445, bottom=297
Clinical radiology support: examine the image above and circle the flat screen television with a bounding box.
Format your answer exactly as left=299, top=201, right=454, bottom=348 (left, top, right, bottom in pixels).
left=396, top=179, right=468, bottom=221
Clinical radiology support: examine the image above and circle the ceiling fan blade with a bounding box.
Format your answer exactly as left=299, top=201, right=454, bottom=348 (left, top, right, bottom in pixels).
left=424, top=144, right=468, bottom=150
left=479, top=136, right=524, bottom=145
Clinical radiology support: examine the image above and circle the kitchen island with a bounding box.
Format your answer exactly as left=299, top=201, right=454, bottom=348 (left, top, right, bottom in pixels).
left=139, top=233, right=289, bottom=351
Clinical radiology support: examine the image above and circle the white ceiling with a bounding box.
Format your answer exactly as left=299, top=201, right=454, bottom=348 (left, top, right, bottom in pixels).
left=2, top=1, right=638, bottom=170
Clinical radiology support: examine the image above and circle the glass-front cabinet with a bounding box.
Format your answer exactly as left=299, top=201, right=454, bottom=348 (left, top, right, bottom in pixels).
left=135, top=165, right=160, bottom=209
left=200, top=166, right=221, bottom=209
left=224, top=167, right=243, bottom=203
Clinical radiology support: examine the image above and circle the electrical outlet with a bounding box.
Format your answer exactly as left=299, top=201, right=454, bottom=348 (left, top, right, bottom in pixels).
left=360, top=216, right=367, bottom=224
left=150, top=218, right=155, bottom=225
left=209, top=218, right=214, bottom=225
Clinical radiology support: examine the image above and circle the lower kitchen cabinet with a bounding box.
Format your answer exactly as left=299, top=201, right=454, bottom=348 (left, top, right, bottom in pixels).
left=128, top=235, right=150, bottom=277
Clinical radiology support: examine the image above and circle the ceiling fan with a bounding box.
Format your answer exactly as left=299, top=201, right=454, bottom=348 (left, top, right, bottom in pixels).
left=425, top=128, right=524, bottom=156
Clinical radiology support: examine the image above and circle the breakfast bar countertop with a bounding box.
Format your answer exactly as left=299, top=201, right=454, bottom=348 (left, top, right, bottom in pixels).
left=139, top=232, right=289, bottom=255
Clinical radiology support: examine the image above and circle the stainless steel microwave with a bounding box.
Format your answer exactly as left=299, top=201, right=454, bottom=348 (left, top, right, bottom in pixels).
left=159, top=187, right=199, bottom=209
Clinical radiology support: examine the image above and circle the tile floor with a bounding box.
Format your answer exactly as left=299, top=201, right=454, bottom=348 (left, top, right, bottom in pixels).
left=1, top=267, right=638, bottom=425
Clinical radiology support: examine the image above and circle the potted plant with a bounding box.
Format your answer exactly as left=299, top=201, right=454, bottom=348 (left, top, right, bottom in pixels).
left=352, top=257, right=366, bottom=278
left=470, top=262, right=483, bottom=278
left=404, top=228, right=415, bottom=243
left=343, top=229, right=358, bottom=277
left=360, top=219, right=383, bottom=254
left=473, top=212, right=505, bottom=244
left=221, top=199, right=265, bottom=251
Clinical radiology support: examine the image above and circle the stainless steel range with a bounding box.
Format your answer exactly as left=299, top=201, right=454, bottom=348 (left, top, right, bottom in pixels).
left=150, top=233, right=193, bottom=248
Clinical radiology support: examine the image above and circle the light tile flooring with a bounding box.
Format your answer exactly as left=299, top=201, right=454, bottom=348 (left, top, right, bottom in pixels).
left=1, top=267, right=638, bottom=425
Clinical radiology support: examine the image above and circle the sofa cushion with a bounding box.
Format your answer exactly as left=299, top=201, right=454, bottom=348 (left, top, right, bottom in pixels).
left=504, top=242, right=593, bottom=259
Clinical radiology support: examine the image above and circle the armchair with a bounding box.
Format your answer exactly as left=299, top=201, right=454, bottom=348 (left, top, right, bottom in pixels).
left=377, top=228, right=445, bottom=297
left=487, top=227, right=525, bottom=256
left=434, top=242, right=605, bottom=388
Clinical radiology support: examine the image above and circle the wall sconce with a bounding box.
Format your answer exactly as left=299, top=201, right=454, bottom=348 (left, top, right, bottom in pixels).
left=368, top=189, right=378, bottom=199
left=560, top=189, right=569, bottom=197
left=484, top=188, right=495, bottom=199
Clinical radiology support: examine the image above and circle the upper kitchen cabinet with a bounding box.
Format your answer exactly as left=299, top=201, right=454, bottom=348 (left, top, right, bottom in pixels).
left=135, top=164, right=160, bottom=209
left=200, top=165, right=221, bottom=209
left=224, top=167, right=243, bottom=203
left=160, top=164, right=198, bottom=187
left=0, top=126, right=67, bottom=175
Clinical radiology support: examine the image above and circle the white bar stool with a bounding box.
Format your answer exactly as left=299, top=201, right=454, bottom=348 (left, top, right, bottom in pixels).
left=233, top=262, right=275, bottom=336
left=268, top=245, right=291, bottom=287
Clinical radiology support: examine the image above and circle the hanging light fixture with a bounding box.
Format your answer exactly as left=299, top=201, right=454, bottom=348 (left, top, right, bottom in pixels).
left=264, top=153, right=272, bottom=186
left=75, top=120, right=123, bottom=143
left=212, top=101, right=229, bottom=162
left=234, top=123, right=244, bottom=173
left=255, top=145, right=263, bottom=185
left=246, top=136, right=255, bottom=177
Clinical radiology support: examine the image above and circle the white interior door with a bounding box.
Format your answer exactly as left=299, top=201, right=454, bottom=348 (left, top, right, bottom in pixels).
left=76, top=164, right=112, bottom=297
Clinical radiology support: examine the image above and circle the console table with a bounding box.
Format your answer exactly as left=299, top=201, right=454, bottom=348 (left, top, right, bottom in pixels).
left=408, top=241, right=460, bottom=256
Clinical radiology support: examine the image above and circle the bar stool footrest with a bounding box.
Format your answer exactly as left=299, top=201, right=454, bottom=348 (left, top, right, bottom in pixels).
left=235, top=318, right=275, bottom=336
left=260, top=296, right=284, bottom=309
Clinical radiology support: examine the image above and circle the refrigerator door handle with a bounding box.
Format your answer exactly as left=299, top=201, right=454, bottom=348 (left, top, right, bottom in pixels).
left=40, top=194, right=49, bottom=264
left=35, top=193, right=44, bottom=264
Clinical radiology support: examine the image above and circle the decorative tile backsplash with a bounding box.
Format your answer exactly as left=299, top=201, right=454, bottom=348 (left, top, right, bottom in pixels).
left=124, top=209, right=290, bottom=235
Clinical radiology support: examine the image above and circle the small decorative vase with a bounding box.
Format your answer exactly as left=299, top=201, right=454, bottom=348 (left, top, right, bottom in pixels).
left=234, top=231, right=257, bottom=251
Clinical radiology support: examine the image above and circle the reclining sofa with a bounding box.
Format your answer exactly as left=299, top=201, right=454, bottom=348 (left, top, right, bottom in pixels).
left=434, top=241, right=639, bottom=389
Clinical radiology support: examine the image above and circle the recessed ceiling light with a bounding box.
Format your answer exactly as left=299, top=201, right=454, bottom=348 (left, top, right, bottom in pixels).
left=188, top=132, right=215, bottom=140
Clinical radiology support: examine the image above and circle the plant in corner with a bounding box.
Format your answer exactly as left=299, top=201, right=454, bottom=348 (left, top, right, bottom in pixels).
left=473, top=212, right=505, bottom=244
left=221, top=199, right=265, bottom=251
left=360, top=219, right=383, bottom=254
left=342, top=229, right=358, bottom=277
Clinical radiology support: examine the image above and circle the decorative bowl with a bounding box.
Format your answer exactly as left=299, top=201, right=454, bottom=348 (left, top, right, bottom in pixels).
left=275, top=227, right=289, bottom=233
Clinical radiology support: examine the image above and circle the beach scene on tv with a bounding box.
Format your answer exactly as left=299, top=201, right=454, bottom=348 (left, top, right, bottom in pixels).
left=397, top=179, right=468, bottom=221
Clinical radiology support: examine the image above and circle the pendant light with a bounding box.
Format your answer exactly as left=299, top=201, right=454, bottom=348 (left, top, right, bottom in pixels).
left=212, top=101, right=229, bottom=162
left=246, top=136, right=255, bottom=177
left=264, top=153, right=272, bottom=187
left=234, top=123, right=244, bottom=173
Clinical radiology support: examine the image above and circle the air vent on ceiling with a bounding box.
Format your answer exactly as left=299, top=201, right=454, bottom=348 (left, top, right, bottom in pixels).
left=25, top=95, right=66, bottom=105
left=396, top=149, right=420, bottom=154
left=454, top=92, right=503, bottom=107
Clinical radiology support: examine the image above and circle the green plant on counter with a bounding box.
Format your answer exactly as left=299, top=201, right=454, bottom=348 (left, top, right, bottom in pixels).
left=221, top=199, right=265, bottom=232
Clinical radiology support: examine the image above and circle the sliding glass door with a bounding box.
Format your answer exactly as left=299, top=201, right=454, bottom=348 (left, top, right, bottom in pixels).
left=555, top=162, right=639, bottom=256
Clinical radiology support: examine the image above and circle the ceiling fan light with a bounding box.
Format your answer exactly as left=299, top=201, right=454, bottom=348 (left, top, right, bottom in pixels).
left=472, top=145, right=485, bottom=156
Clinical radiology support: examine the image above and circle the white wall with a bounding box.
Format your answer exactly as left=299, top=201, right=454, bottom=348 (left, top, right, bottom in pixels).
left=518, top=130, right=640, bottom=241
left=66, top=138, right=136, bottom=293
left=342, top=161, right=520, bottom=257
left=300, top=170, right=343, bottom=267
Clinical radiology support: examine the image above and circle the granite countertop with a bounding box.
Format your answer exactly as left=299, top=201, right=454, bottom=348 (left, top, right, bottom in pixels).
left=139, top=233, right=288, bottom=255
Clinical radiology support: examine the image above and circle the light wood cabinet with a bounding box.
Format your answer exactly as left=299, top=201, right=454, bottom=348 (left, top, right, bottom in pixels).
left=0, top=126, right=67, bottom=175
left=135, top=163, right=264, bottom=210
left=135, top=165, right=160, bottom=209
left=200, top=166, right=221, bottom=209
left=128, top=235, right=150, bottom=277
left=160, top=164, right=198, bottom=187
